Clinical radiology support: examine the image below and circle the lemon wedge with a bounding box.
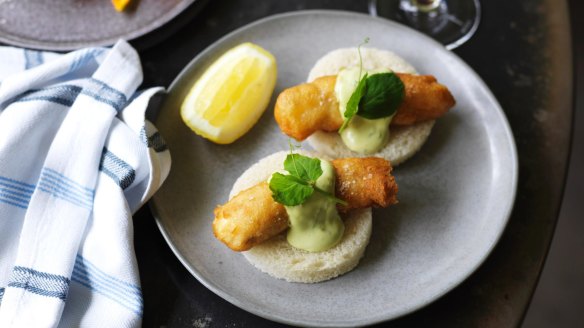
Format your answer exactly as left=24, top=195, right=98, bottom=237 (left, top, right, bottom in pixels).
left=180, top=43, right=277, bottom=144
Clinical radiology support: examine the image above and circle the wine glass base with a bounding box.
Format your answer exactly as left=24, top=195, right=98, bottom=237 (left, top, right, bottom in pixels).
left=369, top=0, right=481, bottom=50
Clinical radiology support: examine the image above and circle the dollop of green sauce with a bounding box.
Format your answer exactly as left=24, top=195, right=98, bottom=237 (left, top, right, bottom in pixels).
left=285, top=159, right=344, bottom=252
left=335, top=67, right=395, bottom=154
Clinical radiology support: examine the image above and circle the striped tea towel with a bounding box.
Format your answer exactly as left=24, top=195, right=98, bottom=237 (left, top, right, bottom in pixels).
left=0, top=40, right=171, bottom=327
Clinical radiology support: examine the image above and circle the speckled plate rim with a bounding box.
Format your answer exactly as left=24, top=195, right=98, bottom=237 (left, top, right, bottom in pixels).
left=150, top=10, right=518, bottom=327
left=0, top=0, right=198, bottom=51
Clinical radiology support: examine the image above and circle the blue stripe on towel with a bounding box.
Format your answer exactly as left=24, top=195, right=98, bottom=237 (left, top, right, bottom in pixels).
left=0, top=176, right=36, bottom=191
left=0, top=187, right=33, bottom=200
left=42, top=168, right=94, bottom=195
left=8, top=266, right=70, bottom=301
left=139, top=126, right=148, bottom=145
left=16, top=85, right=82, bottom=107
left=99, top=148, right=135, bottom=190
left=0, top=190, right=31, bottom=209
left=37, top=184, right=92, bottom=210
left=0, top=175, right=35, bottom=209
left=0, top=198, right=28, bottom=209
left=68, top=48, right=106, bottom=73
left=80, top=78, right=127, bottom=112
left=37, top=168, right=95, bottom=210
left=24, top=49, right=44, bottom=69
left=37, top=177, right=93, bottom=203
left=72, top=255, right=143, bottom=315
left=0, top=287, right=4, bottom=303
left=14, top=79, right=126, bottom=111
left=147, top=132, right=168, bottom=152
left=139, top=126, right=168, bottom=153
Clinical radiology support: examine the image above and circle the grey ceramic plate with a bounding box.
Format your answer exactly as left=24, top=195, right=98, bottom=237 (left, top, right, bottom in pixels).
left=0, top=0, right=196, bottom=51
left=151, top=10, right=518, bottom=327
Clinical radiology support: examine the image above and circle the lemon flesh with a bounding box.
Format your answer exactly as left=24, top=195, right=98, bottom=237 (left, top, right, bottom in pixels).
left=180, top=43, right=277, bottom=144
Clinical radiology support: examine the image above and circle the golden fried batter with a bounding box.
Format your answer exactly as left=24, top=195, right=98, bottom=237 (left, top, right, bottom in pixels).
left=332, top=157, right=398, bottom=212
left=274, top=73, right=455, bottom=141
left=274, top=76, right=342, bottom=141
left=213, top=182, right=288, bottom=252
left=392, top=74, right=455, bottom=125
left=213, top=157, right=398, bottom=251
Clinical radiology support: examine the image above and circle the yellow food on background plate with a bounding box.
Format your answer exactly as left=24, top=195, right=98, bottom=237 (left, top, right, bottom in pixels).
left=180, top=42, right=277, bottom=144
left=111, top=0, right=131, bottom=12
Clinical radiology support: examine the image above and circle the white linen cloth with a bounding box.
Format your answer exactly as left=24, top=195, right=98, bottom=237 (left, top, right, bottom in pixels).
left=0, top=40, right=171, bottom=327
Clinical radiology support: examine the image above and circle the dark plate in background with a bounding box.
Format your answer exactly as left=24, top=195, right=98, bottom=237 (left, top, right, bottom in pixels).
left=0, top=0, right=198, bottom=51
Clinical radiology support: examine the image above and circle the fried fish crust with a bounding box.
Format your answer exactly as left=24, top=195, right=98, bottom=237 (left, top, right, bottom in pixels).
left=213, top=157, right=398, bottom=251
left=274, top=75, right=342, bottom=141
left=274, top=73, right=455, bottom=141
left=213, top=182, right=288, bottom=252
left=392, top=74, right=455, bottom=125
left=332, top=157, right=398, bottom=212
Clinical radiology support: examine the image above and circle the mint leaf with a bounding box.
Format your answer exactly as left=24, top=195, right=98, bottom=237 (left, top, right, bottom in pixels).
left=358, top=72, right=404, bottom=120
left=270, top=153, right=322, bottom=206
left=283, top=154, right=322, bottom=183
left=339, top=73, right=368, bottom=133
left=269, top=172, right=314, bottom=206
left=270, top=152, right=346, bottom=206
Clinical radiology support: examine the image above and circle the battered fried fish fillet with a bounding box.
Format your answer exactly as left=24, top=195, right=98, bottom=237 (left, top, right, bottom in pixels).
left=213, top=157, right=398, bottom=251
left=332, top=157, right=397, bottom=212
left=213, top=182, right=289, bottom=252
left=393, top=74, right=456, bottom=125
left=274, top=73, right=456, bottom=141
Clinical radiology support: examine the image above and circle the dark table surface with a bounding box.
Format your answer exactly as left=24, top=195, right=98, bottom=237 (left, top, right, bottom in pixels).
left=133, top=0, right=575, bottom=327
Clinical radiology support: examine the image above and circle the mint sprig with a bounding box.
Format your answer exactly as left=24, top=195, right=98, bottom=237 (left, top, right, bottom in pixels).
left=340, top=72, right=404, bottom=130
left=269, top=172, right=314, bottom=206
left=269, top=153, right=347, bottom=206
left=339, top=38, right=405, bottom=131
left=284, top=154, right=322, bottom=183
left=339, top=73, right=367, bottom=133
left=357, top=72, right=404, bottom=120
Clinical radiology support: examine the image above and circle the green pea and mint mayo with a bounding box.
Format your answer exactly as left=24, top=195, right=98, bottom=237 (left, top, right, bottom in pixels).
left=284, top=159, right=344, bottom=252
left=335, top=67, right=395, bottom=154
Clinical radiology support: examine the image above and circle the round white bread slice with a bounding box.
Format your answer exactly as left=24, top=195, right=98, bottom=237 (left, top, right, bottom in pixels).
left=307, top=47, right=417, bottom=81
left=230, top=150, right=372, bottom=283
left=306, top=47, right=435, bottom=166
